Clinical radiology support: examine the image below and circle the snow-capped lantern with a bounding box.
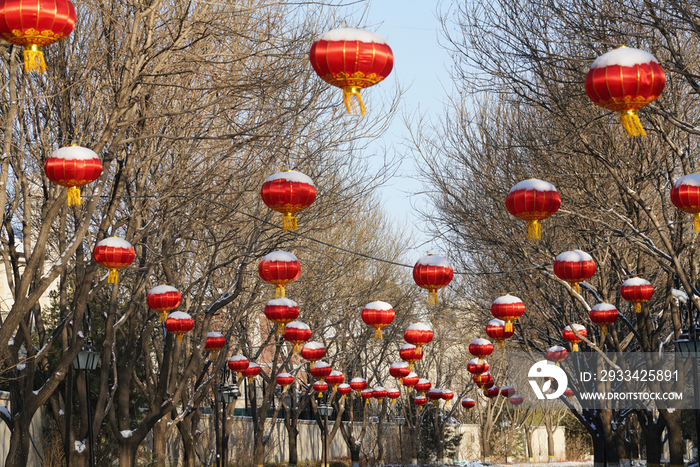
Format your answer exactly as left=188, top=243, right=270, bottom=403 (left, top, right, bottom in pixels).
left=205, top=332, right=226, bottom=359
left=404, top=323, right=433, bottom=356
left=564, top=388, right=575, bottom=400
left=441, top=389, right=454, bottom=407
left=258, top=251, right=301, bottom=299
left=0, top=0, right=76, bottom=73
left=337, top=383, right=352, bottom=399
left=264, top=298, right=300, bottom=334
left=483, top=386, right=500, bottom=399
left=589, top=303, right=619, bottom=338
left=545, top=346, right=568, bottom=366
left=500, top=386, right=515, bottom=398
left=415, top=379, right=432, bottom=397
left=414, top=395, right=428, bottom=410
left=147, top=285, right=182, bottom=323
left=506, top=179, right=561, bottom=240
left=467, top=358, right=489, bottom=375
left=283, top=321, right=312, bottom=354
left=93, top=237, right=135, bottom=284
left=473, top=372, right=492, bottom=389
left=399, top=343, right=422, bottom=371
left=309, top=28, right=393, bottom=115
left=461, top=398, right=476, bottom=410
left=260, top=170, right=317, bottom=231
left=469, top=338, right=493, bottom=363
left=427, top=388, right=442, bottom=406
left=43, top=146, right=102, bottom=205
left=402, top=372, right=419, bottom=388
left=300, top=342, right=326, bottom=368
left=372, top=386, right=388, bottom=402
left=413, top=255, right=454, bottom=305
left=671, top=174, right=700, bottom=233
left=510, top=395, right=524, bottom=406
left=309, top=361, right=332, bottom=382
left=490, top=295, right=525, bottom=333
left=242, top=362, right=261, bottom=383
left=553, top=250, right=596, bottom=294
left=390, top=362, right=411, bottom=385
left=620, top=277, right=654, bottom=313
left=313, top=381, right=329, bottom=398
left=227, top=355, right=249, bottom=378
left=350, top=377, right=368, bottom=396
left=361, top=301, right=395, bottom=339
left=361, top=389, right=374, bottom=404
left=562, top=324, right=587, bottom=352
left=387, top=388, right=401, bottom=403
left=326, top=371, right=345, bottom=390
left=585, top=47, right=665, bottom=137
left=486, top=319, right=514, bottom=349
left=276, top=373, right=294, bottom=391
left=164, top=312, right=194, bottom=343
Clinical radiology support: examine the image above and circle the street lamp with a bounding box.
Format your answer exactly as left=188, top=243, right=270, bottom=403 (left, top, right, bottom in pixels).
left=675, top=328, right=700, bottom=458
left=72, top=339, right=100, bottom=467
left=217, top=381, right=240, bottom=467
left=318, top=402, right=334, bottom=467
left=500, top=417, right=511, bottom=464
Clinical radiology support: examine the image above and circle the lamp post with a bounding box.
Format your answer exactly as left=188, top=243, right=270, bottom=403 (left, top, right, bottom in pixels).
left=500, top=417, right=511, bottom=463
left=72, top=339, right=100, bottom=467
left=318, top=400, right=334, bottom=467
left=674, top=326, right=700, bottom=458
left=217, top=379, right=240, bottom=467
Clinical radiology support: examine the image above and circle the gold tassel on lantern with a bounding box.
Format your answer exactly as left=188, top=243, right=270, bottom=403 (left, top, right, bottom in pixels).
left=108, top=269, right=119, bottom=283
left=572, top=343, right=579, bottom=352
left=210, top=350, right=218, bottom=360
left=282, top=213, right=297, bottom=232
left=634, top=303, right=642, bottom=314
left=292, top=343, right=300, bottom=354
left=619, top=109, right=646, bottom=137
left=159, top=312, right=167, bottom=323
left=391, top=399, right=396, bottom=404
left=428, top=290, right=438, bottom=305
left=419, top=405, right=423, bottom=411
left=277, top=323, right=286, bottom=335
left=248, top=376, right=254, bottom=384
left=694, top=213, right=700, bottom=233
left=176, top=333, right=184, bottom=343
left=342, top=86, right=366, bottom=115
left=408, top=363, right=414, bottom=371
left=505, top=321, right=513, bottom=333
left=275, top=285, right=285, bottom=299
left=527, top=220, right=541, bottom=240
left=317, top=392, right=323, bottom=398
left=601, top=325, right=608, bottom=338
left=570, top=282, right=580, bottom=295
left=374, top=328, right=383, bottom=339
left=67, top=187, right=82, bottom=206
left=497, top=340, right=504, bottom=350
left=24, top=45, right=47, bottom=74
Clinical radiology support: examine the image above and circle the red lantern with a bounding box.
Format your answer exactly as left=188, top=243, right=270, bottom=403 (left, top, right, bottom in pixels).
left=387, top=388, right=401, bottom=403
left=147, top=285, right=182, bottom=323
left=590, top=303, right=619, bottom=338
left=402, top=372, right=419, bottom=388
left=404, top=324, right=433, bottom=357
left=510, top=395, right=524, bottom=406
left=309, top=28, right=393, bottom=115
left=427, top=388, right=442, bottom=405
left=337, top=383, right=352, bottom=398
left=491, top=295, right=525, bottom=333
left=483, top=386, right=500, bottom=398
left=361, top=301, right=395, bottom=339
left=326, top=371, right=345, bottom=390
left=283, top=321, right=311, bottom=354
left=300, top=342, right=325, bottom=368
left=399, top=344, right=422, bottom=371
left=545, top=346, right=568, bottom=366
left=390, top=362, right=411, bottom=384
left=461, top=398, right=475, bottom=410
left=309, top=361, right=332, bottom=382
left=258, top=251, right=301, bottom=299
left=467, top=358, right=489, bottom=375
left=227, top=355, right=249, bottom=378
left=372, top=386, right=388, bottom=402
left=483, top=380, right=495, bottom=390
left=414, top=395, right=428, bottom=410
left=413, top=255, right=454, bottom=305
left=205, top=332, right=226, bottom=359
left=553, top=250, right=596, bottom=294
left=473, top=372, right=492, bottom=389
left=350, top=377, right=368, bottom=396
left=0, top=0, right=76, bottom=73
left=264, top=298, right=300, bottom=334
left=585, top=47, right=665, bottom=137
left=620, top=277, right=654, bottom=313
left=486, top=319, right=514, bottom=349
left=469, top=338, right=493, bottom=362
left=276, top=372, right=294, bottom=391
left=43, top=146, right=102, bottom=205
left=562, top=324, right=587, bottom=352
left=260, top=170, right=316, bottom=231
left=415, top=379, right=432, bottom=397
left=441, top=389, right=454, bottom=407
left=506, top=179, right=561, bottom=240
left=313, top=381, right=329, bottom=398
left=500, top=386, right=515, bottom=398
left=164, top=312, right=193, bottom=343
left=93, top=237, right=135, bottom=284
left=361, top=389, right=374, bottom=403
left=671, top=174, right=700, bottom=233
left=242, top=362, right=261, bottom=383
left=564, top=388, right=574, bottom=400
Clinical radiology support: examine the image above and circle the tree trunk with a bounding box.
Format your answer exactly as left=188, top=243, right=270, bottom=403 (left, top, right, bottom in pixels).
left=507, top=426, right=514, bottom=463
left=617, top=425, right=630, bottom=467
left=253, top=435, right=265, bottom=467
left=377, top=399, right=387, bottom=466
left=547, top=428, right=555, bottom=462
left=288, top=424, right=299, bottom=467
left=407, top=424, right=418, bottom=464
left=118, top=442, right=139, bottom=467
left=4, top=417, right=31, bottom=467
left=434, top=407, right=444, bottom=464
left=661, top=409, right=685, bottom=467
left=593, top=434, right=606, bottom=467
left=525, top=428, right=534, bottom=462
left=152, top=416, right=169, bottom=466
left=481, top=423, right=492, bottom=462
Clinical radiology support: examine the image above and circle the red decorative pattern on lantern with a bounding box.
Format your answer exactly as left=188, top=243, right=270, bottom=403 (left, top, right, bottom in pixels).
left=242, top=362, right=261, bottom=383
left=259, top=251, right=301, bottom=298
left=590, top=303, right=619, bottom=338
left=260, top=171, right=316, bottom=231
left=461, top=398, right=476, bottom=410
left=415, top=379, right=432, bottom=397
left=510, top=395, right=524, bottom=405
left=309, top=28, right=393, bottom=115
left=361, top=301, right=395, bottom=339
left=671, top=174, right=700, bottom=233
left=491, top=295, right=525, bottom=333
left=553, top=250, right=596, bottom=295
left=389, top=362, right=410, bottom=385
left=283, top=321, right=312, bottom=354
left=228, top=355, right=249, bottom=378
left=500, top=386, right=515, bottom=398
left=545, top=346, right=568, bottom=366
left=43, top=146, right=102, bottom=205
left=414, top=395, right=428, bottom=410
left=404, top=324, right=433, bottom=357
left=386, top=388, right=401, bottom=403
left=264, top=298, right=300, bottom=334
left=309, top=361, right=332, bottom=382
left=93, top=237, right=135, bottom=284
left=562, top=324, right=587, bottom=352
left=483, top=386, right=500, bottom=398
left=564, top=388, right=574, bottom=400
left=467, top=358, right=489, bottom=375
left=427, top=388, right=442, bottom=405
left=372, top=386, right=388, bottom=402
left=337, top=383, right=352, bottom=397
left=469, top=338, right=493, bottom=362
left=473, top=372, right=492, bottom=389
left=276, top=372, right=294, bottom=391
left=326, top=371, right=344, bottom=389
left=164, top=311, right=194, bottom=343
left=441, top=389, right=454, bottom=407
left=402, top=372, right=419, bottom=388
left=486, top=319, right=514, bottom=349
left=506, top=179, right=561, bottom=240
left=313, top=381, right=329, bottom=398
left=620, top=277, right=654, bottom=313
left=399, top=344, right=422, bottom=371
left=301, top=342, right=326, bottom=368
left=413, top=255, right=454, bottom=305
left=350, top=377, right=368, bottom=396
left=205, top=332, right=226, bottom=359
left=147, top=285, right=182, bottom=323
left=361, top=389, right=374, bottom=403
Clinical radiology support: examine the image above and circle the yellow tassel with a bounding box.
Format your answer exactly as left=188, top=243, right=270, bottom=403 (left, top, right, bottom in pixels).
left=342, top=86, right=366, bottom=115
left=408, top=363, right=414, bottom=371
left=248, top=376, right=254, bottom=384
left=159, top=311, right=167, bottom=323
left=527, top=220, right=541, bottom=240
left=694, top=213, right=700, bottom=233
left=176, top=333, right=184, bottom=342
left=210, top=350, right=218, bottom=360
left=419, top=405, right=423, bottom=411
left=282, top=213, right=297, bottom=232
left=108, top=269, right=119, bottom=283
left=310, top=361, right=316, bottom=369
left=317, top=392, right=322, bottom=398
left=374, top=328, right=383, bottom=339
left=634, top=303, right=641, bottom=314
left=601, top=325, right=608, bottom=338
left=392, top=399, right=396, bottom=404
left=572, top=343, right=578, bottom=352
left=67, top=187, right=82, bottom=206
left=23, top=45, right=47, bottom=74
left=417, top=346, right=423, bottom=357
left=433, top=400, right=439, bottom=406
left=428, top=290, right=438, bottom=305
left=399, top=378, right=403, bottom=385
left=275, top=285, right=285, bottom=299
left=497, top=340, right=504, bottom=350
left=364, top=398, right=369, bottom=404
left=277, top=323, right=286, bottom=335
left=237, top=371, right=243, bottom=379
left=292, top=343, right=299, bottom=354
left=619, top=109, right=646, bottom=137
left=282, top=385, right=289, bottom=392
left=570, top=282, right=580, bottom=295
left=505, top=321, right=513, bottom=333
